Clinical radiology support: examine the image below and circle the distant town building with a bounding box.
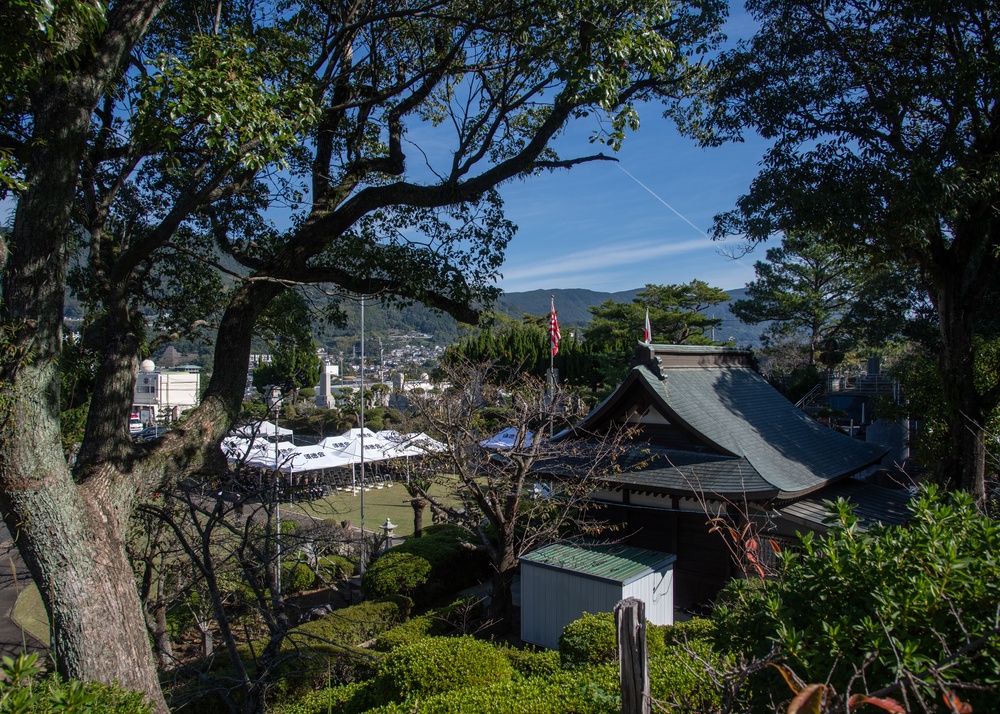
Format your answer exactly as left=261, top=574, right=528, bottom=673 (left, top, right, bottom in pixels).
left=132, top=359, right=201, bottom=424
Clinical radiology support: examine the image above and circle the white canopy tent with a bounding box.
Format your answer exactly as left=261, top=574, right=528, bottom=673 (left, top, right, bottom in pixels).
left=231, top=420, right=293, bottom=439
left=381, top=431, right=448, bottom=458
left=275, top=444, right=356, bottom=474
left=480, top=427, right=533, bottom=450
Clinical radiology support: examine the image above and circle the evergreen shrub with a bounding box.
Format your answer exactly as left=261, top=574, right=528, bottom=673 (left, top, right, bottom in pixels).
left=317, top=554, right=354, bottom=581
left=371, top=636, right=514, bottom=704
left=364, top=663, right=619, bottom=714
left=558, top=612, right=666, bottom=668
left=286, top=596, right=412, bottom=650
left=361, top=552, right=432, bottom=599
left=372, top=595, right=486, bottom=652
left=282, top=561, right=317, bottom=593
left=501, top=646, right=562, bottom=679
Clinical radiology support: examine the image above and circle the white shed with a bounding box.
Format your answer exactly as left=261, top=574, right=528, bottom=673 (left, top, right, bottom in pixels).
left=519, top=542, right=677, bottom=650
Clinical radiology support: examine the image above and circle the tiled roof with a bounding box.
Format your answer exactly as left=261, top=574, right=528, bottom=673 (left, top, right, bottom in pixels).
left=779, top=479, right=914, bottom=531
left=608, top=447, right=777, bottom=499
left=566, top=344, right=888, bottom=500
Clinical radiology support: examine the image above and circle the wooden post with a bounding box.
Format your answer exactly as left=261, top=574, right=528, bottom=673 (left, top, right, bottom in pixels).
left=615, top=597, right=651, bottom=714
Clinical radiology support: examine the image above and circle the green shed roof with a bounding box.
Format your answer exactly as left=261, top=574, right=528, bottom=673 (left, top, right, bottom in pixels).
left=520, top=542, right=676, bottom=585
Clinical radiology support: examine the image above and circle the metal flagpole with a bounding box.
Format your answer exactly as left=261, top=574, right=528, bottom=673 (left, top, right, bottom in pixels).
left=359, top=296, right=366, bottom=573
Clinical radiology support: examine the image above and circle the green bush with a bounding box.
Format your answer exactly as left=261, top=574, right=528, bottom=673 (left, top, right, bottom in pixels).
left=371, top=636, right=514, bottom=704
left=0, top=653, right=152, bottom=714
left=371, top=596, right=486, bottom=652
left=371, top=614, right=439, bottom=652
left=501, top=646, right=562, bottom=679
left=286, top=596, right=412, bottom=651
left=361, top=552, right=432, bottom=599
left=268, top=597, right=413, bottom=701
left=317, top=554, right=354, bottom=581
left=387, top=525, right=489, bottom=602
left=715, top=486, right=1000, bottom=710
left=559, top=612, right=666, bottom=668
left=282, top=561, right=317, bottom=593
left=710, top=577, right=771, bottom=657
left=365, top=663, right=620, bottom=714
left=649, top=641, right=727, bottom=711
left=270, top=681, right=372, bottom=714
left=662, top=617, right=715, bottom=645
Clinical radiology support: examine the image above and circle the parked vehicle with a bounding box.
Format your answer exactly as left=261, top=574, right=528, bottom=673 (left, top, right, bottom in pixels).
left=135, top=426, right=170, bottom=441
left=129, top=414, right=143, bottom=435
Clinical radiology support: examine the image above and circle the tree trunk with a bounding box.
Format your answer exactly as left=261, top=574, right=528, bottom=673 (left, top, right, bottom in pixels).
left=935, top=281, right=987, bottom=498
left=409, top=498, right=427, bottom=538
left=0, top=482, right=168, bottom=712
left=488, top=561, right=516, bottom=632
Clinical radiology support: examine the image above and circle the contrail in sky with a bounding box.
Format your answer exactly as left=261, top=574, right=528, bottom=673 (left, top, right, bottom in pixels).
left=616, top=163, right=709, bottom=238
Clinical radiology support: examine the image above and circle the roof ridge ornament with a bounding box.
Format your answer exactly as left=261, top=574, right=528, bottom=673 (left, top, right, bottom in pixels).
left=630, top=343, right=667, bottom=381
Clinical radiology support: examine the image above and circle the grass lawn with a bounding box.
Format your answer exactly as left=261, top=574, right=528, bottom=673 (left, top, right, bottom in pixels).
left=283, top=477, right=462, bottom=538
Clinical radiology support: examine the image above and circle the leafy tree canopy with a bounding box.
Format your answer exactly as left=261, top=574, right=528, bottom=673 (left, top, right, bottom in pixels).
left=694, top=0, right=1000, bottom=496
left=731, top=232, right=917, bottom=366
left=584, top=280, right=728, bottom=352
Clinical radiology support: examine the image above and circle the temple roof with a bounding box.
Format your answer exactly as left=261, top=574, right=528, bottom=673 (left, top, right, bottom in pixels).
left=564, top=343, right=888, bottom=500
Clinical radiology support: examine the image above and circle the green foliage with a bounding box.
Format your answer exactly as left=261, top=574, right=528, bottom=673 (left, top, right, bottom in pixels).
left=558, top=611, right=666, bottom=668
left=0, top=652, right=151, bottom=713
left=287, top=597, right=413, bottom=652
left=371, top=615, right=439, bottom=653
left=584, top=281, right=728, bottom=352
left=135, top=31, right=319, bottom=172
left=501, top=646, right=562, bottom=679
left=282, top=561, right=317, bottom=593
left=365, top=663, right=620, bottom=714
left=893, top=336, right=1000, bottom=470
left=649, top=642, right=726, bottom=712
left=443, top=312, right=592, bottom=388
left=662, top=617, right=716, bottom=646
left=711, top=578, right=772, bottom=658
left=731, top=233, right=915, bottom=364
left=716, top=487, right=1000, bottom=709
left=270, top=681, right=370, bottom=714
left=372, top=597, right=486, bottom=652
left=316, top=555, right=354, bottom=582
left=361, top=552, right=432, bottom=599
left=378, top=524, right=488, bottom=604
left=371, top=636, right=515, bottom=704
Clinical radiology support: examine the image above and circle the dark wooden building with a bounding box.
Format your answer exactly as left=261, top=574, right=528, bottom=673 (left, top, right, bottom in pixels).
left=555, top=343, right=910, bottom=607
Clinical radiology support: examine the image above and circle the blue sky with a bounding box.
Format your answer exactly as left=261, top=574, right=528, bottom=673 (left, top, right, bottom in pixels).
left=495, top=116, right=769, bottom=294
left=495, top=8, right=767, bottom=295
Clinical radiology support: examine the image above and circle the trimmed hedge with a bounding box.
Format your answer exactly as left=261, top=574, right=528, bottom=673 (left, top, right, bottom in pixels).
left=662, top=617, right=716, bottom=645
left=286, top=596, right=413, bottom=650
left=365, top=663, right=620, bottom=714
left=317, top=554, right=355, bottom=581
left=282, top=561, right=317, bottom=593
left=270, top=681, right=372, bottom=714
left=371, top=595, right=487, bottom=652
left=370, top=524, right=489, bottom=603
left=501, top=646, right=562, bottom=679
left=361, top=551, right=432, bottom=599
left=371, top=636, right=515, bottom=704
left=558, top=612, right=666, bottom=668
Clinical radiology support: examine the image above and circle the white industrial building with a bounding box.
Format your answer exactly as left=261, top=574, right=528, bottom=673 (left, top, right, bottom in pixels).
left=132, top=359, right=201, bottom=425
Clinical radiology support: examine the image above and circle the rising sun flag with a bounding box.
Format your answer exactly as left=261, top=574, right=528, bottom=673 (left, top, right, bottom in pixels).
left=550, top=296, right=561, bottom=356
